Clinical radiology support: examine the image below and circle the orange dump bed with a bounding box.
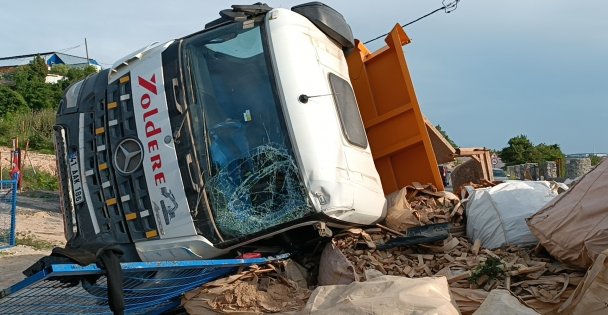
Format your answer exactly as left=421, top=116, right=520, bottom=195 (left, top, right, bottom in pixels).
left=347, top=24, right=444, bottom=193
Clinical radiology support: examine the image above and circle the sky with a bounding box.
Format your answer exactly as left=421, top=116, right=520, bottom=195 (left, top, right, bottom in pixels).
left=1, top=0, right=606, bottom=154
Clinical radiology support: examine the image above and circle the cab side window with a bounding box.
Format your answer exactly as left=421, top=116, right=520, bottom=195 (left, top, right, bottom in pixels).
left=328, top=73, right=368, bottom=148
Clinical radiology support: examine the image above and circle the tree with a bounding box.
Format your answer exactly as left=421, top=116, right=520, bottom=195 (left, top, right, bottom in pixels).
left=499, top=135, right=565, bottom=167
left=50, top=64, right=98, bottom=95
left=66, top=65, right=97, bottom=83
left=12, top=56, right=55, bottom=110
left=535, top=143, right=564, bottom=162
left=51, top=65, right=98, bottom=84
left=0, top=57, right=100, bottom=151
left=49, top=64, right=70, bottom=77
left=9, top=55, right=99, bottom=112
left=3, top=56, right=99, bottom=114
left=499, top=135, right=534, bottom=165
left=435, top=124, right=458, bottom=148
left=13, top=75, right=56, bottom=110
left=30, top=55, right=48, bottom=80
left=0, top=86, right=27, bottom=116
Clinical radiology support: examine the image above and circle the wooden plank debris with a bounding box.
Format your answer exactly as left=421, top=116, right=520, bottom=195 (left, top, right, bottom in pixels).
left=333, top=183, right=585, bottom=314
left=182, top=182, right=586, bottom=315
left=182, top=260, right=311, bottom=314
left=471, top=239, right=481, bottom=256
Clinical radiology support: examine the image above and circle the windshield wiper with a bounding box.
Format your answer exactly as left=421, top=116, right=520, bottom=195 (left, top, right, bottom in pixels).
left=179, top=52, right=213, bottom=195
left=172, top=105, right=190, bottom=143
left=189, top=159, right=224, bottom=242
left=174, top=53, right=198, bottom=143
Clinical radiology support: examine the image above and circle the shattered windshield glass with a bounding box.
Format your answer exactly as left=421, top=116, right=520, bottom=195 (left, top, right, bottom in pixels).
left=182, top=21, right=313, bottom=239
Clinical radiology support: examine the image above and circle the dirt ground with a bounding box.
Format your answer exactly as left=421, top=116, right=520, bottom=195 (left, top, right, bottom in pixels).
left=0, top=194, right=65, bottom=290
left=0, top=147, right=57, bottom=175
left=0, top=149, right=63, bottom=290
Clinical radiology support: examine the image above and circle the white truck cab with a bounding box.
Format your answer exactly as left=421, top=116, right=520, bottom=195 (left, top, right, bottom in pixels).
left=54, top=3, right=386, bottom=261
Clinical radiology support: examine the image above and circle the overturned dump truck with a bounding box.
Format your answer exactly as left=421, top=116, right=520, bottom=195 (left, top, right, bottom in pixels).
left=54, top=3, right=389, bottom=261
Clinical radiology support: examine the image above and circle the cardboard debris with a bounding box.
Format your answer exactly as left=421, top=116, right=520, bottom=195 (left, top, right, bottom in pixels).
left=449, top=288, right=489, bottom=314
left=558, top=249, right=608, bottom=314
left=317, top=239, right=360, bottom=286
left=465, top=180, right=498, bottom=189
left=329, top=229, right=584, bottom=315
left=182, top=176, right=602, bottom=315
left=384, top=183, right=464, bottom=234
left=527, top=159, right=608, bottom=269
left=182, top=260, right=310, bottom=314
left=456, top=180, right=498, bottom=199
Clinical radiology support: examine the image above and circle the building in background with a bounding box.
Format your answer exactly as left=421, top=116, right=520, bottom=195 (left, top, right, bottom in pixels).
left=0, top=52, right=102, bottom=83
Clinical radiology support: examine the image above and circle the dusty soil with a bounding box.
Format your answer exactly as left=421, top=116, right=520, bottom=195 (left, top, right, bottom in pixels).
left=0, top=147, right=63, bottom=290
left=0, top=194, right=64, bottom=290
left=0, top=147, right=57, bottom=175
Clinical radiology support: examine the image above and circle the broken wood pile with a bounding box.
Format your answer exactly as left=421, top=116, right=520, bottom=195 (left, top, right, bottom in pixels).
left=181, top=260, right=310, bottom=314
left=463, top=179, right=498, bottom=189
left=384, top=183, right=465, bottom=235
left=334, top=229, right=584, bottom=314
left=456, top=180, right=499, bottom=200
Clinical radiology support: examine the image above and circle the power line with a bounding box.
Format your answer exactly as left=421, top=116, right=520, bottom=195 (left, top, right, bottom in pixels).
left=363, top=0, right=461, bottom=45
left=57, top=44, right=81, bottom=53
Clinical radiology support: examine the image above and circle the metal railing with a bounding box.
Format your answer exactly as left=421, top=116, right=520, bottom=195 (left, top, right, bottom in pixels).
left=0, top=254, right=288, bottom=314
left=0, top=180, right=17, bottom=250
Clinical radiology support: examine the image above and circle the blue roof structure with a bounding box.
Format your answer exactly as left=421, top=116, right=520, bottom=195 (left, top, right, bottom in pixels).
left=0, top=52, right=100, bottom=68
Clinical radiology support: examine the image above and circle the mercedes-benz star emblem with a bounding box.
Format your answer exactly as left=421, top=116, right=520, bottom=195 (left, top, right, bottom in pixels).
left=114, top=138, right=144, bottom=175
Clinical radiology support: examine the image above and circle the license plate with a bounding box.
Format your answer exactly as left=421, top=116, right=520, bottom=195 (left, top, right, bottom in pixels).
left=68, top=152, right=84, bottom=204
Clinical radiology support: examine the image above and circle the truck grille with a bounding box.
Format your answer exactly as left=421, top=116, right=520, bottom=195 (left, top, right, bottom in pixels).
left=94, top=74, right=159, bottom=241
left=61, top=73, right=160, bottom=243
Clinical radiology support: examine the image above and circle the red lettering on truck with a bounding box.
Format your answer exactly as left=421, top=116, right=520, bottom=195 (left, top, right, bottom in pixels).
left=151, top=155, right=162, bottom=171
left=138, top=74, right=158, bottom=95
left=148, top=140, right=159, bottom=153
left=145, top=120, right=161, bottom=138
left=154, top=173, right=166, bottom=185
left=140, top=94, right=151, bottom=109
left=138, top=73, right=165, bottom=186
left=143, top=108, right=158, bottom=121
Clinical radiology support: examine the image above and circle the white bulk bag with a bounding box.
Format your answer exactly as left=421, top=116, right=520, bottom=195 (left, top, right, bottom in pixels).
left=466, top=181, right=557, bottom=249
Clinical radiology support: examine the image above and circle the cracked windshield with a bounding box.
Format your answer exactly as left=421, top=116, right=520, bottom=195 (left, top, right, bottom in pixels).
left=182, top=21, right=313, bottom=239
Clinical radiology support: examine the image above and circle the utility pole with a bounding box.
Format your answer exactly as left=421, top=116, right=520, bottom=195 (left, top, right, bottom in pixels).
left=85, top=38, right=90, bottom=65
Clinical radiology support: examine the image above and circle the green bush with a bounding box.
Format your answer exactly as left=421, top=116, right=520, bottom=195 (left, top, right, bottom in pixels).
left=469, top=257, right=505, bottom=284
left=22, top=168, right=59, bottom=191
left=1, top=165, right=58, bottom=191
left=590, top=155, right=604, bottom=166
left=0, top=85, right=27, bottom=116
left=0, top=58, right=98, bottom=154
left=0, top=108, right=56, bottom=151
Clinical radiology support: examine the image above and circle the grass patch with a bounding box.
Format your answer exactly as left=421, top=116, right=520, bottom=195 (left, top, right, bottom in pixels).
left=16, top=231, right=56, bottom=251
left=469, top=257, right=505, bottom=284
left=0, top=168, right=58, bottom=191
left=21, top=169, right=58, bottom=191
